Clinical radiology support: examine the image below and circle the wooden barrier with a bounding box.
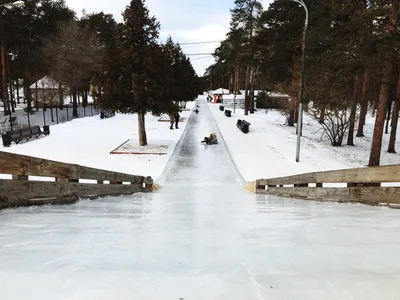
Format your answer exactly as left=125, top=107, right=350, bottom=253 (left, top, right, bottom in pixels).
left=0, top=151, right=153, bottom=209
left=255, top=165, right=400, bottom=206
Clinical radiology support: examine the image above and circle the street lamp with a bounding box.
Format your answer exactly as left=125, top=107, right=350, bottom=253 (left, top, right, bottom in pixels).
left=1, top=1, right=24, bottom=125
left=280, top=0, right=308, bottom=162
left=0, top=1, right=25, bottom=8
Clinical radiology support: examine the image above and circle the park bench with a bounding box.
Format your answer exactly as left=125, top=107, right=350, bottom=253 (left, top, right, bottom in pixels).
left=237, top=119, right=251, bottom=134
left=2, top=125, right=48, bottom=146
left=224, top=109, right=232, bottom=117
left=100, top=110, right=115, bottom=119
left=219, top=105, right=225, bottom=111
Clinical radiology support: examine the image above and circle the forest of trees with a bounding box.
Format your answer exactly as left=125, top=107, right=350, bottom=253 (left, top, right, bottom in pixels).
left=206, top=0, right=400, bottom=167
left=0, top=0, right=200, bottom=146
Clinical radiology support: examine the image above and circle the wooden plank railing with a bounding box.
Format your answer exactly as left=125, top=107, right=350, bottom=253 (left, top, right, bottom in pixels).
left=0, top=151, right=153, bottom=209
left=255, top=165, right=400, bottom=206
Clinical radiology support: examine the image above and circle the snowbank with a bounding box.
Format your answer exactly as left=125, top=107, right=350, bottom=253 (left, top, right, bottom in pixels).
left=208, top=98, right=400, bottom=182
left=1, top=102, right=195, bottom=180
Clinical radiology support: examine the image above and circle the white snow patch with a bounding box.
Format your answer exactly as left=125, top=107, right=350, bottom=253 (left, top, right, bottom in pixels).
left=0, top=102, right=195, bottom=180
left=208, top=97, right=400, bottom=182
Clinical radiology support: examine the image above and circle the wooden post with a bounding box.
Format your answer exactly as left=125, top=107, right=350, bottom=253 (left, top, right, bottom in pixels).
left=294, top=183, right=308, bottom=187
left=56, top=177, right=68, bottom=182
left=12, top=174, right=28, bottom=180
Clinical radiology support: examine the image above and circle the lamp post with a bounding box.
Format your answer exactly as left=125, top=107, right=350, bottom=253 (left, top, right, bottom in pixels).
left=1, top=1, right=24, bottom=123
left=281, top=0, right=308, bottom=162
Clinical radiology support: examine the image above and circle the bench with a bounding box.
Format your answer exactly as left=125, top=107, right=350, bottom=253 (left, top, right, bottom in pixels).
left=237, top=119, right=251, bottom=134
left=219, top=105, right=224, bottom=111
left=100, top=110, right=115, bottom=119
left=224, top=109, right=232, bottom=117
left=5, top=125, right=48, bottom=146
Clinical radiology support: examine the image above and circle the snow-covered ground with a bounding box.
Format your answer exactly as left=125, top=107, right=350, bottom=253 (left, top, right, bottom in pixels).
left=208, top=96, right=400, bottom=181
left=0, top=102, right=195, bottom=180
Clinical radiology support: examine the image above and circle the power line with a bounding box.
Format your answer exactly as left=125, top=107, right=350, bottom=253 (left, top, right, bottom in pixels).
left=190, top=55, right=214, bottom=61
left=179, top=40, right=222, bottom=45
left=185, top=53, right=214, bottom=56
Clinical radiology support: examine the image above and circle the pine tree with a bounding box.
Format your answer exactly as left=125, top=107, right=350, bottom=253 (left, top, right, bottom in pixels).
left=163, top=37, right=199, bottom=109
left=97, top=0, right=175, bottom=146
left=230, top=0, right=263, bottom=115
left=369, top=1, right=399, bottom=166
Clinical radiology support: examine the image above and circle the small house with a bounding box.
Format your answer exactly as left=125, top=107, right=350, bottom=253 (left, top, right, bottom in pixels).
left=211, top=88, right=230, bottom=103
left=30, top=76, right=65, bottom=108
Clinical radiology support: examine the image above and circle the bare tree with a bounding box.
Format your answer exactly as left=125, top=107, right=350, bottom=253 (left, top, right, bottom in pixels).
left=43, top=21, right=101, bottom=117
left=310, top=105, right=351, bottom=147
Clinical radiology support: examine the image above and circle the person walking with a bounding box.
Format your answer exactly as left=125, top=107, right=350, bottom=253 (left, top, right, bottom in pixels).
left=174, top=112, right=180, bottom=129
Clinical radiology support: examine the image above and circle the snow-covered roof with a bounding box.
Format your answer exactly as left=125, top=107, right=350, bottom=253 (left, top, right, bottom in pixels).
left=30, top=76, right=60, bottom=89
left=221, top=94, right=245, bottom=100
left=238, top=90, right=290, bottom=98
left=212, top=88, right=230, bottom=95
left=266, top=92, right=290, bottom=98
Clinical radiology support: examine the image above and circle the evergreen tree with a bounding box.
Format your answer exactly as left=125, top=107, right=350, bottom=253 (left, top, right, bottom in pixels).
left=369, top=1, right=399, bottom=166
left=230, top=0, right=263, bottom=115
left=97, top=0, right=174, bottom=146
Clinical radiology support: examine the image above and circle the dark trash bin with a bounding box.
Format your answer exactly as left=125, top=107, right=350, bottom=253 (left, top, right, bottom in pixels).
left=219, top=105, right=225, bottom=111
left=224, top=110, right=232, bottom=117
left=43, top=125, right=50, bottom=135
left=2, top=133, right=11, bottom=147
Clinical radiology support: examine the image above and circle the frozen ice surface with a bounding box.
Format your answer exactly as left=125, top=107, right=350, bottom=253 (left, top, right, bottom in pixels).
left=1, top=100, right=400, bottom=299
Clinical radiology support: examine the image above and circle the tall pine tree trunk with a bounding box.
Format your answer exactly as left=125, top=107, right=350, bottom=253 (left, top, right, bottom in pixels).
left=138, top=111, right=147, bottom=146
left=59, top=82, right=64, bottom=109
left=228, top=73, right=233, bottom=94
left=368, top=1, right=398, bottom=166
left=35, top=81, right=39, bottom=111
left=347, top=73, right=361, bottom=145
left=385, top=89, right=393, bottom=134
left=16, top=79, right=20, bottom=104
left=244, top=64, right=250, bottom=115
left=249, top=67, right=255, bottom=112
left=72, top=88, right=78, bottom=118
left=319, top=103, right=326, bottom=124
left=9, top=79, right=15, bottom=112
left=357, top=68, right=370, bottom=137
left=288, top=96, right=296, bottom=127
left=23, top=71, right=32, bottom=113
left=235, top=65, right=240, bottom=94
left=388, top=75, right=400, bottom=153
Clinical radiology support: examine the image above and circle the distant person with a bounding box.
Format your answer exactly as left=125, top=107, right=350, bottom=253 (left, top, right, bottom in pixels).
left=169, top=113, right=174, bottom=130
left=174, top=112, right=180, bottom=129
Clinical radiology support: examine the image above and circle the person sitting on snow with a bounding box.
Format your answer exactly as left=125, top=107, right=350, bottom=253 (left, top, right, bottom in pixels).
left=201, top=133, right=218, bottom=144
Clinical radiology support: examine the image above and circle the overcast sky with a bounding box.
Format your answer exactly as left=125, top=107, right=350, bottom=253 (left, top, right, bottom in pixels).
left=65, top=0, right=274, bottom=76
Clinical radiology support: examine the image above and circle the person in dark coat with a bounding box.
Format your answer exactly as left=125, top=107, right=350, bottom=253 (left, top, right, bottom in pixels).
left=169, top=114, right=174, bottom=130
left=174, top=112, right=180, bottom=129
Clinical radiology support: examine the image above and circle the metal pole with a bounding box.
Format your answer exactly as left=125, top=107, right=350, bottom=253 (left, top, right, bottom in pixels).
left=293, top=0, right=308, bottom=163
left=233, top=70, right=237, bottom=114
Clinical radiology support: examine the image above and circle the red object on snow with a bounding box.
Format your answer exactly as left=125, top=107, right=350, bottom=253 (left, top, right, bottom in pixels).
left=196, top=105, right=200, bottom=108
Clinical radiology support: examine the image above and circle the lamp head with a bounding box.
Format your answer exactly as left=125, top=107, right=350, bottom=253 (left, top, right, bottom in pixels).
left=12, top=1, right=25, bottom=7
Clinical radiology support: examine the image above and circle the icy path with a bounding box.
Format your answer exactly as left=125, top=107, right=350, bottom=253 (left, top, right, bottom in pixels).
left=1, top=100, right=400, bottom=300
